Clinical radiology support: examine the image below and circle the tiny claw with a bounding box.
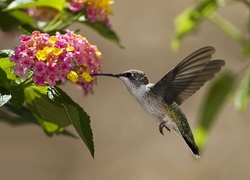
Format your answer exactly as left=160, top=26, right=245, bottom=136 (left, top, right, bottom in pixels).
left=159, top=121, right=170, bottom=135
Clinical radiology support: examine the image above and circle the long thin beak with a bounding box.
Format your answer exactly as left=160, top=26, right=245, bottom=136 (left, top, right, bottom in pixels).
left=91, top=73, right=123, bottom=78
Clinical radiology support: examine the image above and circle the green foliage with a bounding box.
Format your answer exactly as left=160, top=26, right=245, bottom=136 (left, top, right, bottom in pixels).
left=0, top=57, right=16, bottom=80
left=0, top=52, right=24, bottom=109
left=0, top=103, right=77, bottom=138
left=0, top=54, right=96, bottom=156
left=235, top=66, right=250, bottom=113
left=5, top=0, right=66, bottom=12
left=194, top=72, right=235, bottom=149
left=24, top=86, right=71, bottom=128
left=0, top=9, right=21, bottom=31
left=0, top=0, right=122, bottom=47
left=0, top=67, right=10, bottom=86
left=0, top=63, right=24, bottom=109
left=8, top=10, right=36, bottom=24
left=0, top=87, right=11, bottom=107
left=174, top=0, right=250, bottom=152
left=48, top=87, right=94, bottom=157
left=7, top=84, right=25, bottom=109
left=0, top=49, right=14, bottom=58
left=83, top=21, right=124, bottom=48
left=172, top=0, right=220, bottom=50
left=0, top=0, right=121, bottom=157
left=22, top=85, right=94, bottom=156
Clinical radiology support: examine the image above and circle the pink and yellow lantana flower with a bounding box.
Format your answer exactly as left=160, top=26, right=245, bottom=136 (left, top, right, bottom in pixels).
left=68, top=0, right=114, bottom=27
left=10, top=30, right=102, bottom=94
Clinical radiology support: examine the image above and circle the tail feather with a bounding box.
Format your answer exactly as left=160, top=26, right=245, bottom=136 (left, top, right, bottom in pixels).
left=182, top=135, right=200, bottom=158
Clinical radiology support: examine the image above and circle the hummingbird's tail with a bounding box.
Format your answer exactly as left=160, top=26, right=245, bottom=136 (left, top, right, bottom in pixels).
left=182, top=135, right=200, bottom=158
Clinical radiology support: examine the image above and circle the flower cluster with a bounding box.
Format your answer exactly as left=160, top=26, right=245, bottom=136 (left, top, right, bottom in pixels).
left=10, top=30, right=102, bottom=94
left=68, top=0, right=113, bottom=27
left=26, top=7, right=59, bottom=22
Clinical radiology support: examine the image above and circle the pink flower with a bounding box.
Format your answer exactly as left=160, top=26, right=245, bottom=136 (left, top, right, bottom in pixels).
left=33, top=75, right=46, bottom=86
left=67, top=0, right=113, bottom=27
left=47, top=74, right=59, bottom=86
left=95, top=8, right=106, bottom=22
left=20, top=56, right=34, bottom=69
left=105, top=17, right=111, bottom=27
left=19, top=35, right=32, bottom=43
left=27, top=7, right=59, bottom=21
left=10, top=53, right=19, bottom=63
left=34, top=61, right=46, bottom=76
left=11, top=30, right=103, bottom=94
left=14, top=65, right=26, bottom=76
left=46, top=62, right=58, bottom=74
left=86, top=6, right=96, bottom=23
left=68, top=2, right=84, bottom=12
left=85, top=6, right=112, bottom=27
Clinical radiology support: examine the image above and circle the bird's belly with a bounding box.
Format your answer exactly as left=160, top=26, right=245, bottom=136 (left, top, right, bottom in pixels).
left=139, top=97, right=167, bottom=123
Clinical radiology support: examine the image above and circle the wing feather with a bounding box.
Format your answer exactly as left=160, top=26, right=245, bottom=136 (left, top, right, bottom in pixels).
left=151, top=46, right=225, bottom=105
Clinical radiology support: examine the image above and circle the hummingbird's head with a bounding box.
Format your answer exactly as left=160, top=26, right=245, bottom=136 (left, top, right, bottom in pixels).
left=118, top=69, right=149, bottom=89
left=91, top=69, right=150, bottom=96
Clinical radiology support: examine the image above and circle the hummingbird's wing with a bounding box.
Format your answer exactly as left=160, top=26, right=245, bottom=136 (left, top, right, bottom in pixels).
left=152, top=46, right=225, bottom=105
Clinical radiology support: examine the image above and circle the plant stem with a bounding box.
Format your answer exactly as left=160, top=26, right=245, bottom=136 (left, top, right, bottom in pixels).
left=208, top=12, right=247, bottom=46
left=43, top=11, right=84, bottom=32
left=20, top=73, right=34, bottom=89
left=43, top=12, right=64, bottom=32
left=58, top=12, right=84, bottom=31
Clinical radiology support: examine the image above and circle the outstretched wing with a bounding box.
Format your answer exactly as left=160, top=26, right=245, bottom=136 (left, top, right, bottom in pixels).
left=151, top=46, right=225, bottom=105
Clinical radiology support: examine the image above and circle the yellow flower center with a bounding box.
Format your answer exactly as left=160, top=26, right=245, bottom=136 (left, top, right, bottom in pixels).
left=87, top=0, right=114, bottom=14
left=96, top=50, right=102, bottom=56
left=67, top=71, right=78, bottom=83
left=36, top=49, right=47, bottom=61
left=48, top=36, right=57, bottom=44
left=44, top=46, right=53, bottom=53
left=52, top=47, right=63, bottom=56
left=66, top=44, right=74, bottom=52
left=36, top=46, right=63, bottom=61
left=83, top=72, right=94, bottom=82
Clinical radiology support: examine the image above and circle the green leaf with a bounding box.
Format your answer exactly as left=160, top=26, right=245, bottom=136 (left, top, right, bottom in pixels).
left=0, top=57, right=17, bottom=80
left=8, top=10, right=36, bottom=24
left=0, top=103, right=78, bottom=138
left=172, top=0, right=219, bottom=50
left=0, top=87, right=11, bottom=107
left=2, top=67, right=16, bottom=80
left=0, top=67, right=9, bottom=86
left=241, top=42, right=250, bottom=58
left=36, top=116, right=65, bottom=136
left=234, top=66, right=250, bottom=112
left=5, top=0, right=66, bottom=12
left=82, top=21, right=124, bottom=48
left=49, top=87, right=94, bottom=157
left=24, top=86, right=71, bottom=128
left=0, top=9, right=20, bottom=31
left=0, top=49, right=14, bottom=58
left=194, top=71, right=235, bottom=149
left=67, top=104, right=95, bottom=156
left=8, top=84, right=25, bottom=109
left=0, top=68, right=22, bottom=108
left=0, top=102, right=37, bottom=124
left=19, top=24, right=38, bottom=35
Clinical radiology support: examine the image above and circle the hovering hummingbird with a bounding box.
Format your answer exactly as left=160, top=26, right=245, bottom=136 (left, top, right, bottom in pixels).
left=91, top=46, right=225, bottom=158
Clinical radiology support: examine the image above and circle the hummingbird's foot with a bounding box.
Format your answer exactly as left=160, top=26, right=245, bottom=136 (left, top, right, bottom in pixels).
left=159, top=121, right=170, bottom=135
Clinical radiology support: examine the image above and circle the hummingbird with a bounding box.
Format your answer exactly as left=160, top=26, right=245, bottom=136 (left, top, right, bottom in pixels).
left=91, top=46, right=225, bottom=158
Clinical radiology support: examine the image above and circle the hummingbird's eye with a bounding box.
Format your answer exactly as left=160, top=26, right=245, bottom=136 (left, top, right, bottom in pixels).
left=124, top=72, right=132, bottom=78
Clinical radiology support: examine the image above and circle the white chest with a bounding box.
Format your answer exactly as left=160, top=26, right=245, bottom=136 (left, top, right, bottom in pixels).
left=128, top=84, right=166, bottom=122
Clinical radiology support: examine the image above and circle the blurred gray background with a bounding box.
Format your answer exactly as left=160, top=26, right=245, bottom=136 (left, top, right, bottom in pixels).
left=1, top=0, right=250, bottom=179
